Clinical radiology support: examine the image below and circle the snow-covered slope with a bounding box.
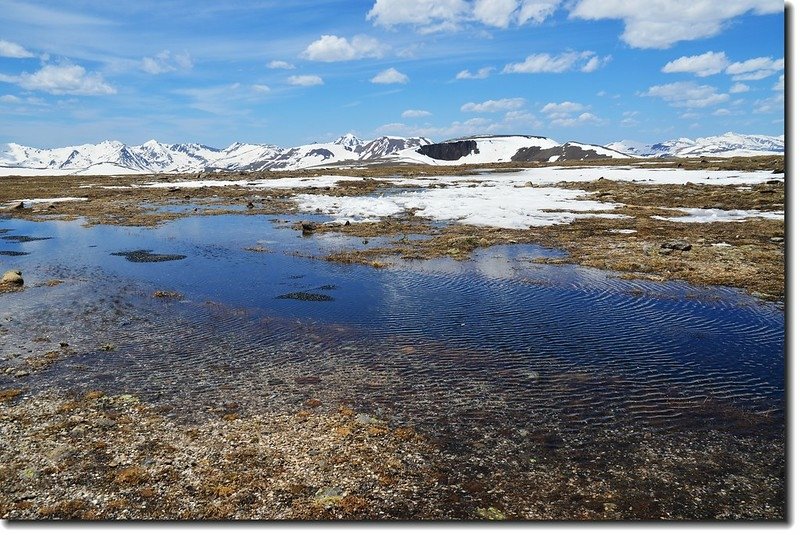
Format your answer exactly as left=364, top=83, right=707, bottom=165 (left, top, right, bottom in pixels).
left=391, top=135, right=629, bottom=165
left=0, top=135, right=431, bottom=175
left=606, top=133, right=784, bottom=158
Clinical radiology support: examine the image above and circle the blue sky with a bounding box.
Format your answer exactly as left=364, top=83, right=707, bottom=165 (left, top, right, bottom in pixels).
left=0, top=0, right=786, bottom=148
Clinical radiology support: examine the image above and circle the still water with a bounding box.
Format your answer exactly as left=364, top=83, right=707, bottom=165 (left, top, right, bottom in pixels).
left=0, top=214, right=784, bottom=439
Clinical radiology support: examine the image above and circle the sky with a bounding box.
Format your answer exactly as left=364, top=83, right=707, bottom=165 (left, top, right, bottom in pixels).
left=0, top=0, right=787, bottom=148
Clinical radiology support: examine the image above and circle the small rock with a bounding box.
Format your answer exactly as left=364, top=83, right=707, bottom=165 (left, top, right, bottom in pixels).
left=476, top=507, right=506, bottom=520
left=314, top=487, right=344, bottom=506
left=661, top=240, right=692, bottom=252
left=770, top=236, right=784, bottom=243
left=246, top=202, right=255, bottom=209
left=301, top=221, right=317, bottom=233
left=1, top=270, right=23, bottom=285
left=14, top=370, right=29, bottom=377
left=355, top=413, right=383, bottom=426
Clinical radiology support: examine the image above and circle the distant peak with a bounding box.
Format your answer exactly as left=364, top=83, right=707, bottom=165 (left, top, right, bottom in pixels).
left=334, top=133, right=363, bottom=148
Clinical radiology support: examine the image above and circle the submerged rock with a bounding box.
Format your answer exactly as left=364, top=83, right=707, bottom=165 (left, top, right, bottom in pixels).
left=276, top=291, right=334, bottom=302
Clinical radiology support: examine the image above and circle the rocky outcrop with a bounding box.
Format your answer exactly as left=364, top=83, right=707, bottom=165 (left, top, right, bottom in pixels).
left=416, top=140, right=479, bottom=161
left=512, top=144, right=613, bottom=162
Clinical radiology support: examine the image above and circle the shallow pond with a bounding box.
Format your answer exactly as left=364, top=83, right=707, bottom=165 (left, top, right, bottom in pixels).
left=0, top=214, right=783, bottom=440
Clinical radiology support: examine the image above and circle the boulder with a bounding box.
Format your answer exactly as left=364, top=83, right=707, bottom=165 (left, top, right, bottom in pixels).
left=1, top=270, right=23, bottom=285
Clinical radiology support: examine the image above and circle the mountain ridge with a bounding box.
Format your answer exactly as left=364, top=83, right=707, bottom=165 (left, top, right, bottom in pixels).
left=0, top=132, right=784, bottom=176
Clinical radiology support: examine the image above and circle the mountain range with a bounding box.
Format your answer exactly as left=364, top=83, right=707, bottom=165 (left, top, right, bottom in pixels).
left=0, top=132, right=784, bottom=176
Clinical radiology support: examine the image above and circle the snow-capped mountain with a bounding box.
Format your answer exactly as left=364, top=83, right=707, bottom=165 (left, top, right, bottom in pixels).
left=0, top=135, right=431, bottom=174
left=389, top=135, right=630, bottom=166
left=606, top=133, right=784, bottom=158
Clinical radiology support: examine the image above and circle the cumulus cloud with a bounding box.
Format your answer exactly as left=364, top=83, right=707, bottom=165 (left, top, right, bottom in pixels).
left=456, top=67, right=494, bottom=79
left=5, top=63, right=116, bottom=95
left=773, top=74, right=784, bottom=91
left=303, top=34, right=386, bottom=62
left=0, top=94, right=22, bottom=103
left=370, top=68, right=409, bottom=84
left=503, top=51, right=609, bottom=74
left=643, top=81, right=728, bottom=108
left=376, top=109, right=543, bottom=140
left=366, top=0, right=561, bottom=32
left=0, top=39, right=34, bottom=58
left=251, top=84, right=270, bottom=93
left=540, top=101, right=600, bottom=126
left=141, top=50, right=193, bottom=75
left=288, top=74, right=323, bottom=86
left=569, top=0, right=782, bottom=48
left=461, top=97, right=526, bottom=113
left=402, top=109, right=432, bottom=118
left=662, top=51, right=729, bottom=77
left=725, top=56, right=784, bottom=80
left=730, top=82, right=750, bottom=93
left=541, top=101, right=586, bottom=115
left=268, top=60, right=295, bottom=70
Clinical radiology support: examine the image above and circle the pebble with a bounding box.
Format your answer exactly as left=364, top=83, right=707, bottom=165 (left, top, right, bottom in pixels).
left=14, top=370, right=29, bottom=377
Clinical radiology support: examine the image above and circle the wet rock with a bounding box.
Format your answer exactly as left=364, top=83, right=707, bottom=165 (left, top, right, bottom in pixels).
left=301, top=221, right=317, bottom=234
left=660, top=240, right=692, bottom=252
left=2, top=270, right=23, bottom=285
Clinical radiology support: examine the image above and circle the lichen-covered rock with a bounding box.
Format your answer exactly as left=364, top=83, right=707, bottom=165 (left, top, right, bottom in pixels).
left=2, top=270, right=23, bottom=285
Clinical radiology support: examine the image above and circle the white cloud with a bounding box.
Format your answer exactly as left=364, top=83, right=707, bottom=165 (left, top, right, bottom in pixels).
left=288, top=74, right=323, bottom=86
left=518, top=0, right=562, bottom=24
left=402, top=109, right=432, bottom=118
left=473, top=0, right=519, bottom=28
left=0, top=39, right=34, bottom=58
left=569, top=0, right=782, bottom=48
left=643, top=81, right=728, bottom=108
left=712, top=108, right=731, bottom=116
left=540, top=101, right=600, bottom=126
left=456, top=67, right=494, bottom=79
left=580, top=55, right=612, bottom=72
left=726, top=56, right=783, bottom=80
left=773, top=74, right=784, bottom=91
left=8, top=63, right=116, bottom=95
left=366, top=0, right=561, bottom=32
left=461, top=97, right=526, bottom=113
left=662, top=51, right=729, bottom=77
left=541, top=101, right=586, bottom=115
left=370, top=68, right=409, bottom=84
left=503, top=51, right=608, bottom=73
left=730, top=82, right=750, bottom=93
left=0, top=94, right=22, bottom=103
left=251, top=84, right=270, bottom=93
left=303, top=34, right=386, bottom=62
left=376, top=108, right=543, bottom=140
left=551, top=112, right=601, bottom=127
left=754, top=93, right=783, bottom=114
left=268, top=60, right=295, bottom=70
left=140, top=50, right=193, bottom=75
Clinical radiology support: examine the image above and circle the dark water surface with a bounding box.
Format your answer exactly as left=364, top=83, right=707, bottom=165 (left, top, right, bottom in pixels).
left=0, top=214, right=784, bottom=440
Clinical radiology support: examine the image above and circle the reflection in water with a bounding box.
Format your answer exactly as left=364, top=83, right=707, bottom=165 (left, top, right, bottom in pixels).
left=0, top=214, right=784, bottom=442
